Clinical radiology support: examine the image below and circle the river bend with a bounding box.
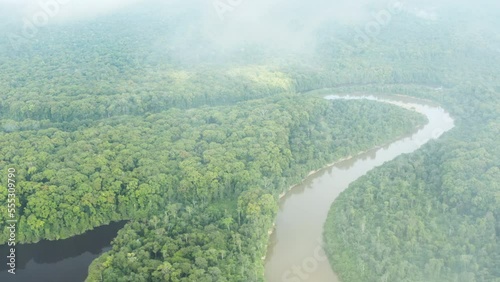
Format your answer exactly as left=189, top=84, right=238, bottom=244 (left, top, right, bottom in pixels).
left=264, top=94, right=454, bottom=282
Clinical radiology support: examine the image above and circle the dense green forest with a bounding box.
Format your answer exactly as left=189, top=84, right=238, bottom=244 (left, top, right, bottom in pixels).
left=1, top=2, right=499, bottom=282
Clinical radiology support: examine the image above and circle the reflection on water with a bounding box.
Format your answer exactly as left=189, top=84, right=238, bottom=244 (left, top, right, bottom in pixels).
left=265, top=94, right=454, bottom=282
left=0, top=221, right=126, bottom=282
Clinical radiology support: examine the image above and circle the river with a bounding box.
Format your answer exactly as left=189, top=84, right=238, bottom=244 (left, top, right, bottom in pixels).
left=264, top=94, right=454, bottom=282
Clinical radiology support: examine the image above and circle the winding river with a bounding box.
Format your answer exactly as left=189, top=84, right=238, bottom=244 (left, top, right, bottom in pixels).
left=0, top=94, right=453, bottom=282
left=264, top=94, right=454, bottom=282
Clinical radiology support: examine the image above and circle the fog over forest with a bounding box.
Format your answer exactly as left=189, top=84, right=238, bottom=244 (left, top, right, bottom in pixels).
left=2, top=0, right=499, bottom=57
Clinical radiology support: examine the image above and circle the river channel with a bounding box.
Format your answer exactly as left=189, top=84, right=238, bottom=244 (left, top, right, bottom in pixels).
left=264, top=94, right=454, bottom=282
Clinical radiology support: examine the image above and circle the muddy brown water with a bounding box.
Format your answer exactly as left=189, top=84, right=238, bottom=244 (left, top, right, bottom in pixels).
left=264, top=94, right=454, bottom=282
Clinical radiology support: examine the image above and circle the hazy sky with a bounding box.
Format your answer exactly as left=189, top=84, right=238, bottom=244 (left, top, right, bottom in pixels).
left=1, top=0, right=498, bottom=57
left=2, top=0, right=498, bottom=26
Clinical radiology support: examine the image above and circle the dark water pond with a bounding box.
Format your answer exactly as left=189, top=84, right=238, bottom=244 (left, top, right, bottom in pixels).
left=0, top=221, right=126, bottom=282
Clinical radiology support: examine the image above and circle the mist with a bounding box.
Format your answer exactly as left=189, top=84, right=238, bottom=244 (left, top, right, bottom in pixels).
left=1, top=0, right=499, bottom=63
